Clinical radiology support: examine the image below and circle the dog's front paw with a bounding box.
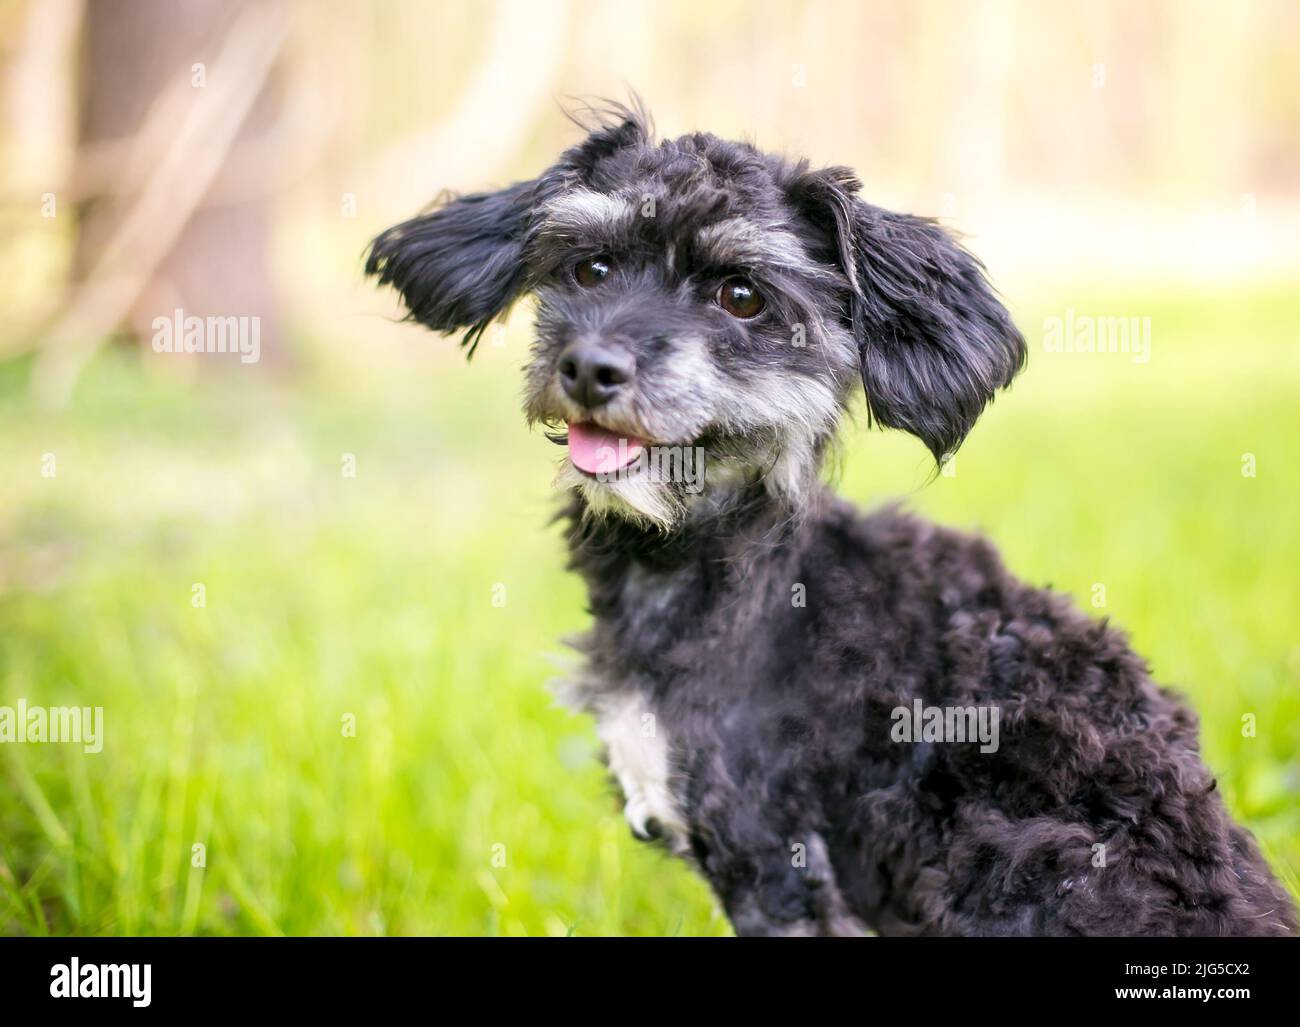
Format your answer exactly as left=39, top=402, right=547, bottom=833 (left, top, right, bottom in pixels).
left=597, top=692, right=690, bottom=851
left=623, top=797, right=662, bottom=842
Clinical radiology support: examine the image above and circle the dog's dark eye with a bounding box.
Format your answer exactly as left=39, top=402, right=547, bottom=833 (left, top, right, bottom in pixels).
left=717, top=277, right=765, bottom=319
left=574, top=257, right=612, bottom=287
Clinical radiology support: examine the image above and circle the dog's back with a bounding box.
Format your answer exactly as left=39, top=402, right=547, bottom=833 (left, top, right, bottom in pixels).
left=807, top=501, right=1294, bottom=936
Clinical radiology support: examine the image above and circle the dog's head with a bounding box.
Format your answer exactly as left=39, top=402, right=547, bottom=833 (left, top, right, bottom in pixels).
left=367, top=103, right=1025, bottom=529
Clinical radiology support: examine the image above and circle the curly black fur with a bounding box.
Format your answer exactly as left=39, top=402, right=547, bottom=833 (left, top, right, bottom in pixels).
left=566, top=489, right=1296, bottom=936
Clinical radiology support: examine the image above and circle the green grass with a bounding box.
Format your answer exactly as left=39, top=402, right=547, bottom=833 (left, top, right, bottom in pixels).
left=1, top=280, right=1298, bottom=935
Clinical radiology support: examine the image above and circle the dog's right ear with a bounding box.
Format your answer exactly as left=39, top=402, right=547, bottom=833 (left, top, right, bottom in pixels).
left=789, top=166, right=1025, bottom=463
left=367, top=100, right=651, bottom=355
left=365, top=179, right=539, bottom=355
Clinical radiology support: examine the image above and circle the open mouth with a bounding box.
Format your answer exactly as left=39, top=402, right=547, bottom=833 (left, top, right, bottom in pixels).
left=552, top=422, right=647, bottom=475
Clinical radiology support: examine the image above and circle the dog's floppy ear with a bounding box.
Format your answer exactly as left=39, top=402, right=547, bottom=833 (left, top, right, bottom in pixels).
left=367, top=100, right=651, bottom=356
left=792, top=167, right=1025, bottom=462
left=366, top=179, right=540, bottom=355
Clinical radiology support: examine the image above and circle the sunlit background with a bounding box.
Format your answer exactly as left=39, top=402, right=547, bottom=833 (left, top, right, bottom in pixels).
left=1, top=0, right=1297, bottom=935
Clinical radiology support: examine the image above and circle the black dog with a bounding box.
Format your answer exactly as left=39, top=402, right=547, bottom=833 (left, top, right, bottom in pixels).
left=368, top=103, right=1296, bottom=936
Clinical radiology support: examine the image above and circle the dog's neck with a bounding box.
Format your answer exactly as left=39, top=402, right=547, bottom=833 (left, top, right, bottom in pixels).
left=563, top=480, right=815, bottom=673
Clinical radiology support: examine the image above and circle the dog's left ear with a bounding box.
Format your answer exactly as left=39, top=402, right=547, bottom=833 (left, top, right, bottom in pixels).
left=791, top=167, right=1026, bottom=462
left=367, top=101, right=652, bottom=356
left=365, top=178, right=541, bottom=355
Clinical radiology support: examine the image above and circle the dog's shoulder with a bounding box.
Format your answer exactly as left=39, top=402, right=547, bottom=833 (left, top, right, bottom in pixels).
left=803, top=496, right=1014, bottom=606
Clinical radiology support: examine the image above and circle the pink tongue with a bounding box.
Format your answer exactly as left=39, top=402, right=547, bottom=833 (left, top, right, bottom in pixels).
left=567, top=422, right=645, bottom=474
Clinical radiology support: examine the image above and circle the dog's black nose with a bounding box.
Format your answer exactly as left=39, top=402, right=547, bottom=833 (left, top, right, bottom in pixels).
left=558, top=343, right=634, bottom=409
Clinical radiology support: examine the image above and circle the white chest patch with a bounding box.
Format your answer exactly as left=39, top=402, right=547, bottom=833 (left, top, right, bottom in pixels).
left=594, top=692, right=689, bottom=854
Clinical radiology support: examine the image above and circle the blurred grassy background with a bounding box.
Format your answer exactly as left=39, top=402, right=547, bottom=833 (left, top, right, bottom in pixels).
left=0, top=0, right=1298, bottom=935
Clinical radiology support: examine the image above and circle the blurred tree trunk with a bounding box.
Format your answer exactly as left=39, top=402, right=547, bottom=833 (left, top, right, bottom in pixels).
left=75, top=0, right=286, bottom=368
